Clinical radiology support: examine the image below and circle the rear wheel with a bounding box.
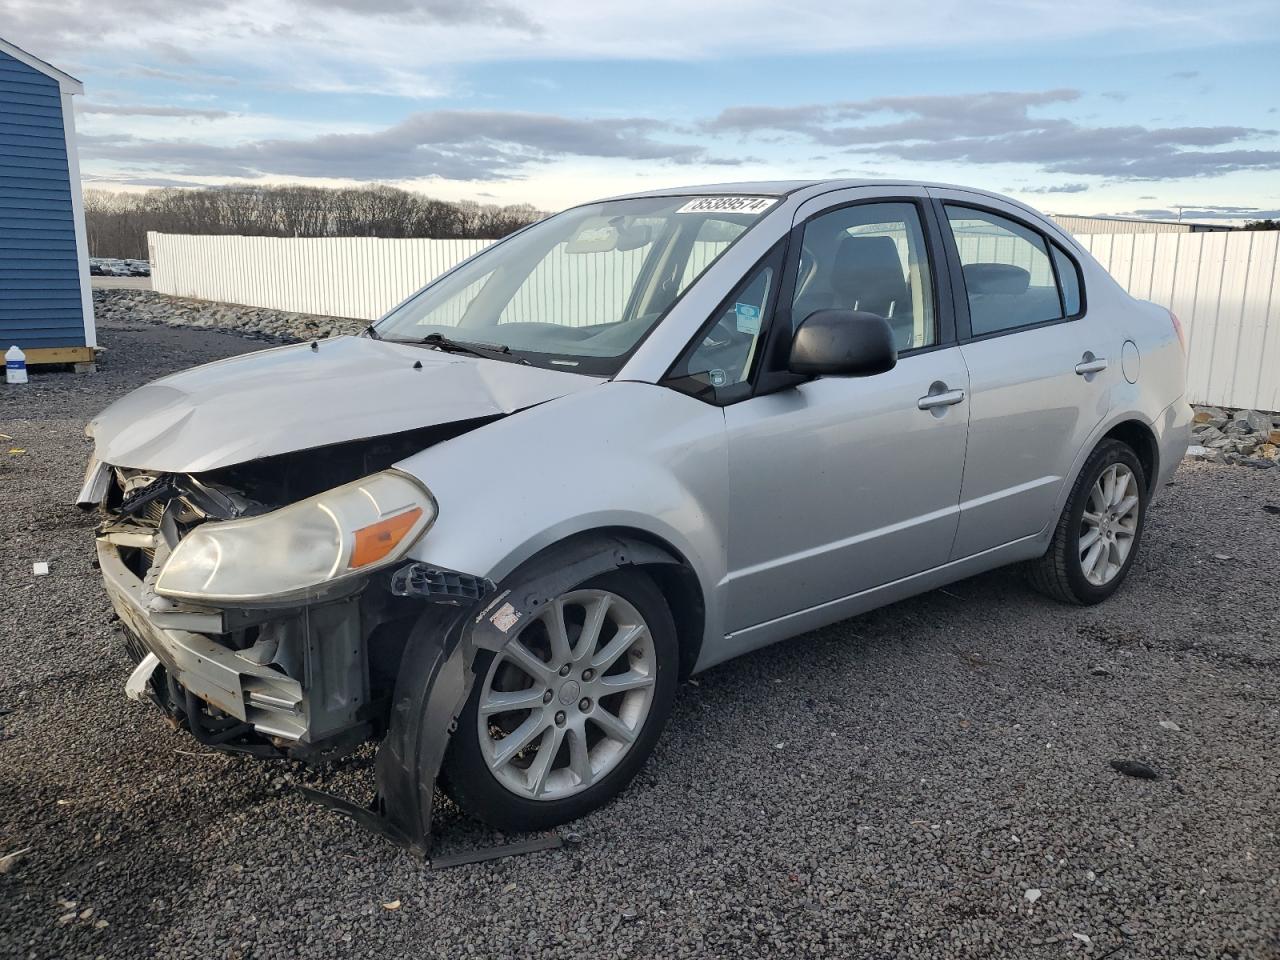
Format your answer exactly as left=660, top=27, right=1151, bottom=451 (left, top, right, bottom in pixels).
left=440, top=569, right=677, bottom=831
left=1030, top=439, right=1148, bottom=604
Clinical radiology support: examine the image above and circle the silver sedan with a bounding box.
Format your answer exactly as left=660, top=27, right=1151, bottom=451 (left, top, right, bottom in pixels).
left=82, top=181, right=1191, bottom=851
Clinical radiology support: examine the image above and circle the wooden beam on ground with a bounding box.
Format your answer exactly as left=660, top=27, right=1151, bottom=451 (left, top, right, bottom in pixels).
left=20, top=346, right=97, bottom=367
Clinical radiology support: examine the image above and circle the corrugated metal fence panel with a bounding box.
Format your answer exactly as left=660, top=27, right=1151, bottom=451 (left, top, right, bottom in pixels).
left=148, top=234, right=492, bottom=321
left=0, top=49, right=86, bottom=349
left=1052, top=215, right=1194, bottom=236
left=150, top=230, right=1280, bottom=411
left=1078, top=230, right=1280, bottom=411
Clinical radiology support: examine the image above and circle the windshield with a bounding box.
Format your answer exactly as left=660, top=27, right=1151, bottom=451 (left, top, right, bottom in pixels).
left=372, top=195, right=777, bottom=375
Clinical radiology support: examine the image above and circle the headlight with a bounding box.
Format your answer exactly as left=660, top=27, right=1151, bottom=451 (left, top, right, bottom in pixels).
left=155, top=470, right=436, bottom=604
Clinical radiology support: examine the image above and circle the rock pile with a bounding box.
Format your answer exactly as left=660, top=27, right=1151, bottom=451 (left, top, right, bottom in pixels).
left=92, top=289, right=366, bottom=343
left=1187, top=405, right=1280, bottom=468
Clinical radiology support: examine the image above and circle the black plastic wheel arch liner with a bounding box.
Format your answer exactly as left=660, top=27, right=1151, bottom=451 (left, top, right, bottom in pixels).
left=355, top=534, right=681, bottom=859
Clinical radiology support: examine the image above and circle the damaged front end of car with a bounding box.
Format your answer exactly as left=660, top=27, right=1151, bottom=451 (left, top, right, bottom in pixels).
left=78, top=333, right=611, bottom=858
left=84, top=426, right=504, bottom=857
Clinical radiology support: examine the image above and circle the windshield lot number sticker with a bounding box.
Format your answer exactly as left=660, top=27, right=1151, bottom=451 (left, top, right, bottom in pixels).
left=676, top=196, right=777, bottom=215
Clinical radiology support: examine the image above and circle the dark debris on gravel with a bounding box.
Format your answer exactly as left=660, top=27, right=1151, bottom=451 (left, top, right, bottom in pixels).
left=1, top=309, right=1278, bottom=960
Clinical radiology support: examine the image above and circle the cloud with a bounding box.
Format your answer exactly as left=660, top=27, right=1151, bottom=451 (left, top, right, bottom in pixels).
left=1025, top=183, right=1091, bottom=194
left=7, top=0, right=1278, bottom=74
left=79, top=110, right=726, bottom=181
left=148, top=40, right=201, bottom=64
left=84, top=176, right=209, bottom=188
left=305, top=0, right=540, bottom=32
left=127, top=66, right=241, bottom=86
left=702, top=90, right=1082, bottom=146
left=1113, top=206, right=1280, bottom=220
left=77, top=103, right=232, bottom=119
left=78, top=87, right=1280, bottom=188
left=702, top=90, right=1280, bottom=180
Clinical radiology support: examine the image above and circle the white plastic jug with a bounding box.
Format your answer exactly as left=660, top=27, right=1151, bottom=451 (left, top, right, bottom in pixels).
left=5, top=345, right=27, bottom=385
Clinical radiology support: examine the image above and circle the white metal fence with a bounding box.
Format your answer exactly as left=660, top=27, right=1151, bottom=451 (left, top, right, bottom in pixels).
left=148, top=233, right=493, bottom=321
left=1078, top=231, right=1280, bottom=412
left=148, top=229, right=1280, bottom=411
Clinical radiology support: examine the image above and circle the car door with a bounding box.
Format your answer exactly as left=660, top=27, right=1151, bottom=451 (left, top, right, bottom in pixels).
left=928, top=189, right=1116, bottom=558
left=709, top=190, right=971, bottom=634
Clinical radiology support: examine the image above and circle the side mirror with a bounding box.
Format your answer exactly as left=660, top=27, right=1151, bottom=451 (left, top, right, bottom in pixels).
left=788, top=309, right=898, bottom=378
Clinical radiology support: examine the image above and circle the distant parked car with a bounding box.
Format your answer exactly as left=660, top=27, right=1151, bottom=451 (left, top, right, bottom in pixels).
left=80, top=181, right=1190, bottom=850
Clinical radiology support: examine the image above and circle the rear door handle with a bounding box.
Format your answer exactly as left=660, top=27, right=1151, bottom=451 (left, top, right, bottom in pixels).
left=917, top=388, right=966, bottom=410
left=1075, top=357, right=1108, bottom=375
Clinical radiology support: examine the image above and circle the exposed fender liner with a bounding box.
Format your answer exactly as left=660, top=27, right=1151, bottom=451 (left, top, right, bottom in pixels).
left=374, top=604, right=474, bottom=858
left=469, top=534, right=680, bottom=653
left=312, top=533, right=680, bottom=858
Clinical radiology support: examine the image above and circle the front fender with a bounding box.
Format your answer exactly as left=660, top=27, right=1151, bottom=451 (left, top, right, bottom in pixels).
left=393, top=381, right=730, bottom=644
left=337, top=530, right=682, bottom=858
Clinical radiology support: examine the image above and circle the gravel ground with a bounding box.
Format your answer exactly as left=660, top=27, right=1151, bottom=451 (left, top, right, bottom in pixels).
left=1, top=312, right=1278, bottom=960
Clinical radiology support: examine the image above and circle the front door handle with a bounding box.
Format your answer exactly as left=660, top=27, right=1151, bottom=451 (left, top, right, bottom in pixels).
left=1075, top=356, right=1108, bottom=375
left=917, top=388, right=966, bottom=410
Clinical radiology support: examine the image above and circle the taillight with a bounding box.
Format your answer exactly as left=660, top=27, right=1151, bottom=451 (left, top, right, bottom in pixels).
left=1169, top=310, right=1186, bottom=353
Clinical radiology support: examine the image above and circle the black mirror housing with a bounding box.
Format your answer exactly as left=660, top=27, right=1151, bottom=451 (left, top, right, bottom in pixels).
left=788, top=310, right=898, bottom=378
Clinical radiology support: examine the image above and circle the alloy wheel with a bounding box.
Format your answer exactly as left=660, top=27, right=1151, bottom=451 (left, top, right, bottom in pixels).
left=1079, top=462, right=1141, bottom=586
left=477, top=589, right=657, bottom=801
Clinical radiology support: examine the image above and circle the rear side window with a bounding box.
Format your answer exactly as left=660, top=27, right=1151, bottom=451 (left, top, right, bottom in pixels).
left=945, top=206, right=1080, bottom=336
left=1051, top=244, right=1082, bottom=316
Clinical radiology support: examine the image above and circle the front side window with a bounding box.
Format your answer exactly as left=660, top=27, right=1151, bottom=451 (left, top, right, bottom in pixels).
left=668, top=254, right=777, bottom=398
left=945, top=206, right=1079, bottom=336
left=373, top=196, right=771, bottom=376
left=791, top=202, right=937, bottom=352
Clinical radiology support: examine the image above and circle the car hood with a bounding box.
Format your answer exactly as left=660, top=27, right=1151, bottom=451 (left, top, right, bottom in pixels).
left=88, top=336, right=601, bottom=473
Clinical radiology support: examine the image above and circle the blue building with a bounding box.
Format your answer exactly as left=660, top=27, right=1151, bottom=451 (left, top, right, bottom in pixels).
left=0, top=37, right=94, bottom=365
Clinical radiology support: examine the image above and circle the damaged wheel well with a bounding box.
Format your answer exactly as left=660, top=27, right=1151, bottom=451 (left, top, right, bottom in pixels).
left=367, top=525, right=706, bottom=856
left=502, top=527, right=706, bottom=680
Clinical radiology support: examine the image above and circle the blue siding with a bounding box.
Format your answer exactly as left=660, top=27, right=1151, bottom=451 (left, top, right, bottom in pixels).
left=0, top=48, right=85, bottom=350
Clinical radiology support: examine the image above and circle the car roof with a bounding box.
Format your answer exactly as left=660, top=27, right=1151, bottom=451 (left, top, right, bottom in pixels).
left=601, top=179, right=986, bottom=201
left=593, top=179, right=1076, bottom=249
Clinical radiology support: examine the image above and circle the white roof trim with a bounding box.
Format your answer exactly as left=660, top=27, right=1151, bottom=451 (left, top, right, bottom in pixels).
left=0, top=37, right=84, bottom=94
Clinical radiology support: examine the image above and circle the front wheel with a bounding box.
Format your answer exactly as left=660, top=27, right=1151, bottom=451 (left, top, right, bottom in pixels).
left=440, top=569, right=677, bottom=832
left=1030, top=439, right=1149, bottom=605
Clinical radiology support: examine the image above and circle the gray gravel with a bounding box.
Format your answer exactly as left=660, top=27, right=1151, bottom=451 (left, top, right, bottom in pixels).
left=2, top=309, right=1278, bottom=960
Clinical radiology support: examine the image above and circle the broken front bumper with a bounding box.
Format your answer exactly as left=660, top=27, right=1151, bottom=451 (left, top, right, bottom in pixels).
left=97, top=536, right=370, bottom=756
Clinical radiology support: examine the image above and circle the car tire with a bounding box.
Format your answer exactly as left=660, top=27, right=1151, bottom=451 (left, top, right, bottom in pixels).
left=440, top=568, right=678, bottom=832
left=1029, top=439, right=1149, bottom=605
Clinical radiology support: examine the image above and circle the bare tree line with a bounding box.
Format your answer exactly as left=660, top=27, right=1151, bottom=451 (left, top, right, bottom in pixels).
left=84, top=184, right=545, bottom=259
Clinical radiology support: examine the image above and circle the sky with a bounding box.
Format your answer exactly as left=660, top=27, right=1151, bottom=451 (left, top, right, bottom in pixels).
left=5, top=0, right=1280, bottom=221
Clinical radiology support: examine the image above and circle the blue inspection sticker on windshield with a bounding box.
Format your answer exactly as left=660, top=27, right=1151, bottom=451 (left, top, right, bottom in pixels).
left=735, top=302, right=761, bottom=335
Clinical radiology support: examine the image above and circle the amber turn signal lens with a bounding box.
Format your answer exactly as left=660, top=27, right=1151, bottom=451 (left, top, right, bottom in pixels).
left=349, top=507, right=424, bottom=569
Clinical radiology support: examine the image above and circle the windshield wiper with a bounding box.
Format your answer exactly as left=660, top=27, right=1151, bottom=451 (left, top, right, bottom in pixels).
left=394, top=332, right=530, bottom=365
